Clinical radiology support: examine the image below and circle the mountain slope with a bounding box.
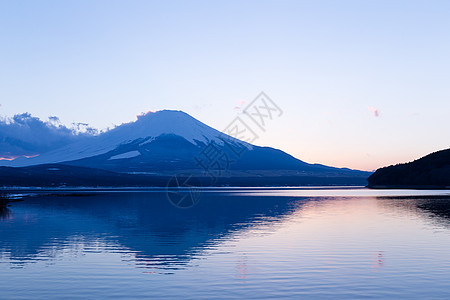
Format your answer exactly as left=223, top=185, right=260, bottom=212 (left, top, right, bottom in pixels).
left=0, top=110, right=370, bottom=185
left=367, top=148, right=450, bottom=188
left=4, top=110, right=249, bottom=167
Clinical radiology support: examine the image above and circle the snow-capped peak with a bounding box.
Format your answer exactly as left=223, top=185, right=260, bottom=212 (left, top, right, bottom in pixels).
left=110, top=110, right=223, bottom=145
left=4, top=110, right=251, bottom=167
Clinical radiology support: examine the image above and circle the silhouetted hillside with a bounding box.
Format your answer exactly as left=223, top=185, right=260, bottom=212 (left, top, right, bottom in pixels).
left=368, top=148, right=450, bottom=188
left=0, top=164, right=369, bottom=187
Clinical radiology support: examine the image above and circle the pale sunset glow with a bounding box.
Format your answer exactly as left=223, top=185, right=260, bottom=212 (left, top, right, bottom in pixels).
left=0, top=1, right=448, bottom=171
left=0, top=154, right=39, bottom=161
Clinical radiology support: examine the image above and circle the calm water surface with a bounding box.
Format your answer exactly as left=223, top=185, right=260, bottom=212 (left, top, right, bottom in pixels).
left=1, top=188, right=450, bottom=299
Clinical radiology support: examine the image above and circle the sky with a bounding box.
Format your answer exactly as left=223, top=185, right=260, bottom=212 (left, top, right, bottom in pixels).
left=0, top=0, right=449, bottom=171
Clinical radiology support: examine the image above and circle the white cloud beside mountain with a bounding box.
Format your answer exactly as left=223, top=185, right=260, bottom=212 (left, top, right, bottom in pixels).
left=0, top=113, right=97, bottom=158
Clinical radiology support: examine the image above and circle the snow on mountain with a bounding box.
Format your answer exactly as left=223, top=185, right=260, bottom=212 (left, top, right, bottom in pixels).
left=108, top=150, right=141, bottom=160
left=3, top=110, right=250, bottom=167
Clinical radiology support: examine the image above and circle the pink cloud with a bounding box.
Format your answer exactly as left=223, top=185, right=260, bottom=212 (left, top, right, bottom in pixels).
left=368, top=107, right=380, bottom=117
left=0, top=154, right=39, bottom=161
left=234, top=100, right=247, bottom=111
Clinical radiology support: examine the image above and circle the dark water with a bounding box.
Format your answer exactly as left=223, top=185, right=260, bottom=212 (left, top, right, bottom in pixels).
left=1, top=188, right=450, bottom=299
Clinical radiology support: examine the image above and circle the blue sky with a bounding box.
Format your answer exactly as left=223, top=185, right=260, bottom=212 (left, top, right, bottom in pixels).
left=1, top=0, right=449, bottom=171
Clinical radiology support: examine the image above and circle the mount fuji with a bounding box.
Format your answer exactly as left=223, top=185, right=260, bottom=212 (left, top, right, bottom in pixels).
left=0, top=110, right=370, bottom=187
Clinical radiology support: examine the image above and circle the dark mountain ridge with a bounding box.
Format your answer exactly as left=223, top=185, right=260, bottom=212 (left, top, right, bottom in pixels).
left=0, top=163, right=369, bottom=188
left=368, top=148, right=450, bottom=189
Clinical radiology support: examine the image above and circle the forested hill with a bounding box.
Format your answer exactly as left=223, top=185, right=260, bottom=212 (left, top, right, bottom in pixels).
left=368, top=148, right=450, bottom=189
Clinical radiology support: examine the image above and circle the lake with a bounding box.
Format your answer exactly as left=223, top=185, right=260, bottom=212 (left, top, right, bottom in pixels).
left=1, top=188, right=450, bottom=299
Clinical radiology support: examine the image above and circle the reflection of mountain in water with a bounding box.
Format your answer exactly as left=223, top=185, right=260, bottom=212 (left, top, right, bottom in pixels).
left=0, top=192, right=302, bottom=271
left=377, top=196, right=450, bottom=227
left=0, top=205, right=11, bottom=220
left=415, top=197, right=450, bottom=221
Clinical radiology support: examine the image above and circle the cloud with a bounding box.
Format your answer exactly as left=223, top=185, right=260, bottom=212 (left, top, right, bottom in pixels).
left=368, top=107, right=380, bottom=117
left=234, top=100, right=247, bottom=113
left=0, top=113, right=97, bottom=157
